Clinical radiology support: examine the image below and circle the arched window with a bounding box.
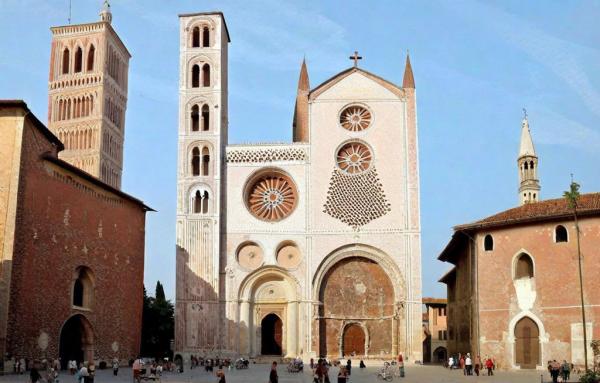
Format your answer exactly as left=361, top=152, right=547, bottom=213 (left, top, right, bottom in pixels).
left=62, top=48, right=70, bottom=74
left=193, top=190, right=202, bottom=213
left=524, top=162, right=529, bottom=170
left=191, top=105, right=199, bottom=132
left=530, top=161, right=534, bottom=170
left=515, top=253, right=534, bottom=279
left=74, top=47, right=83, bottom=73
left=191, top=147, right=200, bottom=176
left=202, top=64, right=210, bottom=87
left=87, top=45, right=95, bottom=71
left=202, top=27, right=210, bottom=47
left=192, top=27, right=200, bottom=47
left=201, top=104, right=210, bottom=131
left=202, top=191, right=209, bottom=214
left=72, top=267, right=94, bottom=308
left=191, top=65, right=200, bottom=88
left=484, top=234, right=494, bottom=251
left=555, top=225, right=568, bottom=243
left=202, top=147, right=210, bottom=176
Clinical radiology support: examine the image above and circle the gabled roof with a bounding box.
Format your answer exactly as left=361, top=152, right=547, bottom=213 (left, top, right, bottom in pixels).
left=309, top=67, right=405, bottom=100
left=455, top=193, right=600, bottom=231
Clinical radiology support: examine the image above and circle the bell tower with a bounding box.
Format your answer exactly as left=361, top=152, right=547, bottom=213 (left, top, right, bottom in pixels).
left=47, top=0, right=129, bottom=189
left=517, top=112, right=540, bottom=205
left=175, top=12, right=230, bottom=357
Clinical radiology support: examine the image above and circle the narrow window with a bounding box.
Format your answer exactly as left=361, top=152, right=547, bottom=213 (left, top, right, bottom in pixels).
left=524, top=162, right=529, bottom=170
left=73, top=279, right=84, bottom=307
left=202, top=64, right=210, bottom=87
left=191, top=105, right=199, bottom=132
left=202, top=27, right=210, bottom=47
left=74, top=47, right=83, bottom=73
left=62, top=48, right=70, bottom=74
left=202, top=147, right=210, bottom=176
left=87, top=45, right=95, bottom=71
left=484, top=234, right=494, bottom=251
left=193, top=190, right=202, bottom=213
left=191, top=147, right=200, bottom=176
left=515, top=253, right=534, bottom=279
left=555, top=225, right=568, bottom=243
left=192, top=27, right=200, bottom=47
left=201, top=104, right=210, bottom=131
left=192, top=65, right=200, bottom=87
left=202, top=191, right=209, bottom=214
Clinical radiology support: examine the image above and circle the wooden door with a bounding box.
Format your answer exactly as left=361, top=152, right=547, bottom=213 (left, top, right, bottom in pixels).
left=515, top=317, right=539, bottom=369
left=343, top=324, right=365, bottom=356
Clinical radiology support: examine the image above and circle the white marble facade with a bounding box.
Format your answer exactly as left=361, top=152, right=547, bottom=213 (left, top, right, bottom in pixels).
left=175, top=12, right=422, bottom=362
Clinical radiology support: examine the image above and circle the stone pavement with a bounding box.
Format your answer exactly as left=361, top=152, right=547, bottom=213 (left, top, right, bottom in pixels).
left=0, top=364, right=570, bottom=383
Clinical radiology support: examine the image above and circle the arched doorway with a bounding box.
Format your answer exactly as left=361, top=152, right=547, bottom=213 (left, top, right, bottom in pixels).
left=433, top=347, right=448, bottom=363
left=515, top=317, right=540, bottom=369
left=261, top=314, right=283, bottom=355
left=59, top=314, right=94, bottom=369
left=342, top=324, right=365, bottom=356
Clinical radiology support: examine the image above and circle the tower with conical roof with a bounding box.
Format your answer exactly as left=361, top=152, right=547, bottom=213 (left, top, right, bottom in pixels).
left=292, top=58, right=310, bottom=142
left=517, top=112, right=540, bottom=205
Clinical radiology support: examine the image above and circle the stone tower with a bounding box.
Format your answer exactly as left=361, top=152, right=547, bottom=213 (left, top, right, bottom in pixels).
left=175, top=12, right=229, bottom=355
left=517, top=114, right=540, bottom=205
left=47, top=1, right=130, bottom=189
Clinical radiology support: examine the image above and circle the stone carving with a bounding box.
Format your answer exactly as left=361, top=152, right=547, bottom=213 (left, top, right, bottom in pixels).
left=323, top=167, right=391, bottom=228
left=339, top=104, right=372, bottom=131
left=226, top=146, right=308, bottom=163
left=245, top=171, right=298, bottom=222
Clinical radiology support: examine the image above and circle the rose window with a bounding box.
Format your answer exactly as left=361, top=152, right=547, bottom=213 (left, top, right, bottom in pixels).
left=336, top=142, right=372, bottom=174
left=339, top=105, right=372, bottom=131
left=246, top=170, right=298, bottom=221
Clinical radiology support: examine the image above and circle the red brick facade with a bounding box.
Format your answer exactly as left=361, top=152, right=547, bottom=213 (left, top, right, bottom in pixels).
left=439, top=194, right=600, bottom=369
left=0, top=101, right=150, bottom=368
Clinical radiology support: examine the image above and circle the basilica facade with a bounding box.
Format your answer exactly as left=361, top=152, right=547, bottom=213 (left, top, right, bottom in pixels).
left=175, top=12, right=423, bottom=361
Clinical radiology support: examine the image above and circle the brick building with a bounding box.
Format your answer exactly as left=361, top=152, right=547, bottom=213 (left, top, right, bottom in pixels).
left=0, top=100, right=151, bottom=370
left=438, top=115, right=600, bottom=369
left=422, top=298, right=448, bottom=363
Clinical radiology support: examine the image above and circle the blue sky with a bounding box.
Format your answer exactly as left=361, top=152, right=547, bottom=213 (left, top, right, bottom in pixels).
left=2, top=1, right=600, bottom=300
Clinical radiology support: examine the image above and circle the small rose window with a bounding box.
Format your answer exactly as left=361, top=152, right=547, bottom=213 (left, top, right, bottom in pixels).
left=339, top=105, right=372, bottom=131
left=245, top=170, right=298, bottom=221
left=336, top=142, right=372, bottom=174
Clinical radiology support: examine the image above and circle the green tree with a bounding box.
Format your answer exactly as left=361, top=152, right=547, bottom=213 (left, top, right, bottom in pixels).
left=141, top=281, right=174, bottom=360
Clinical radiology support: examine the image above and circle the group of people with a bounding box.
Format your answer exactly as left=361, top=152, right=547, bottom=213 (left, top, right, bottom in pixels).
left=189, top=355, right=233, bottom=371
left=547, top=360, right=572, bottom=383
left=447, top=353, right=495, bottom=376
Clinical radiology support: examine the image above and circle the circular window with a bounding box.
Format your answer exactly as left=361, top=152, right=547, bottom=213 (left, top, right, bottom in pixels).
left=276, top=243, right=301, bottom=269
left=339, top=105, right=372, bottom=131
left=237, top=242, right=264, bottom=270
left=245, top=169, right=298, bottom=222
left=336, top=141, right=372, bottom=174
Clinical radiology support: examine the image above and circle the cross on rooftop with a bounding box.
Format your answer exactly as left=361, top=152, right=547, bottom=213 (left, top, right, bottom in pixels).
left=349, top=51, right=362, bottom=67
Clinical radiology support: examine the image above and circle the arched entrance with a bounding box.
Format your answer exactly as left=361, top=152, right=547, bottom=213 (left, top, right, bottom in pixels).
left=433, top=347, right=447, bottom=363
left=261, top=314, right=283, bottom=355
left=342, top=324, right=365, bottom=356
left=59, top=314, right=94, bottom=369
left=515, top=316, right=540, bottom=369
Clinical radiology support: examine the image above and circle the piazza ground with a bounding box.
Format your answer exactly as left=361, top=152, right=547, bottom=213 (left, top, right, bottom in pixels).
left=0, top=364, right=576, bottom=383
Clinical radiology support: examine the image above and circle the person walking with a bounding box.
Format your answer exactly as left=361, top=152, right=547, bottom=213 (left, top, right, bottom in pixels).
left=560, top=360, right=571, bottom=382
left=269, top=361, right=278, bottom=383
left=485, top=357, right=494, bottom=376
left=29, top=367, right=41, bottom=383
left=216, top=369, right=226, bottom=383
left=550, top=360, right=560, bottom=383
left=337, top=366, right=348, bottom=383
left=465, top=353, right=473, bottom=376
left=459, top=354, right=466, bottom=375
left=112, top=358, right=119, bottom=376
left=474, top=355, right=481, bottom=376
left=346, top=359, right=351, bottom=376
left=398, top=354, right=405, bottom=378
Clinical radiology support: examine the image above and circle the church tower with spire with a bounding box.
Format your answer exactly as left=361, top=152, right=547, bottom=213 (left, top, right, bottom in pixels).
left=517, top=112, right=540, bottom=205
left=47, top=0, right=130, bottom=188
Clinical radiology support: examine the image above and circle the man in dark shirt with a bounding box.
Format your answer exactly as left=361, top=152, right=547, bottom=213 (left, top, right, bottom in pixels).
left=269, top=361, right=278, bottom=383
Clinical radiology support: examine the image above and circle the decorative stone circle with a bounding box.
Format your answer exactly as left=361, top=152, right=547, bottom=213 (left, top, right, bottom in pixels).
left=336, top=141, right=372, bottom=174
left=339, top=104, right=372, bottom=131
left=276, top=243, right=301, bottom=269
left=237, top=242, right=264, bottom=270
left=245, top=169, right=298, bottom=222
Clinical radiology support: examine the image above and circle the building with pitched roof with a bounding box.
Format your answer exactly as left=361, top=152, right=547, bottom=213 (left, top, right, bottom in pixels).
left=438, top=116, right=600, bottom=369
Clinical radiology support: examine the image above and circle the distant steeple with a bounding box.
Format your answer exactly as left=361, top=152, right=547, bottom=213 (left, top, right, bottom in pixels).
left=517, top=111, right=540, bottom=205
left=99, top=0, right=112, bottom=24
left=402, top=53, right=415, bottom=89
left=293, top=58, right=310, bottom=142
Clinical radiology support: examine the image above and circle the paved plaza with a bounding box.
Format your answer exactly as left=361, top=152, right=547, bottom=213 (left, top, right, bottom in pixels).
left=0, top=364, right=569, bottom=383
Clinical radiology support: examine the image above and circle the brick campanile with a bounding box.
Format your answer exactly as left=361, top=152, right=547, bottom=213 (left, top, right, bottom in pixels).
left=47, top=1, right=130, bottom=189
